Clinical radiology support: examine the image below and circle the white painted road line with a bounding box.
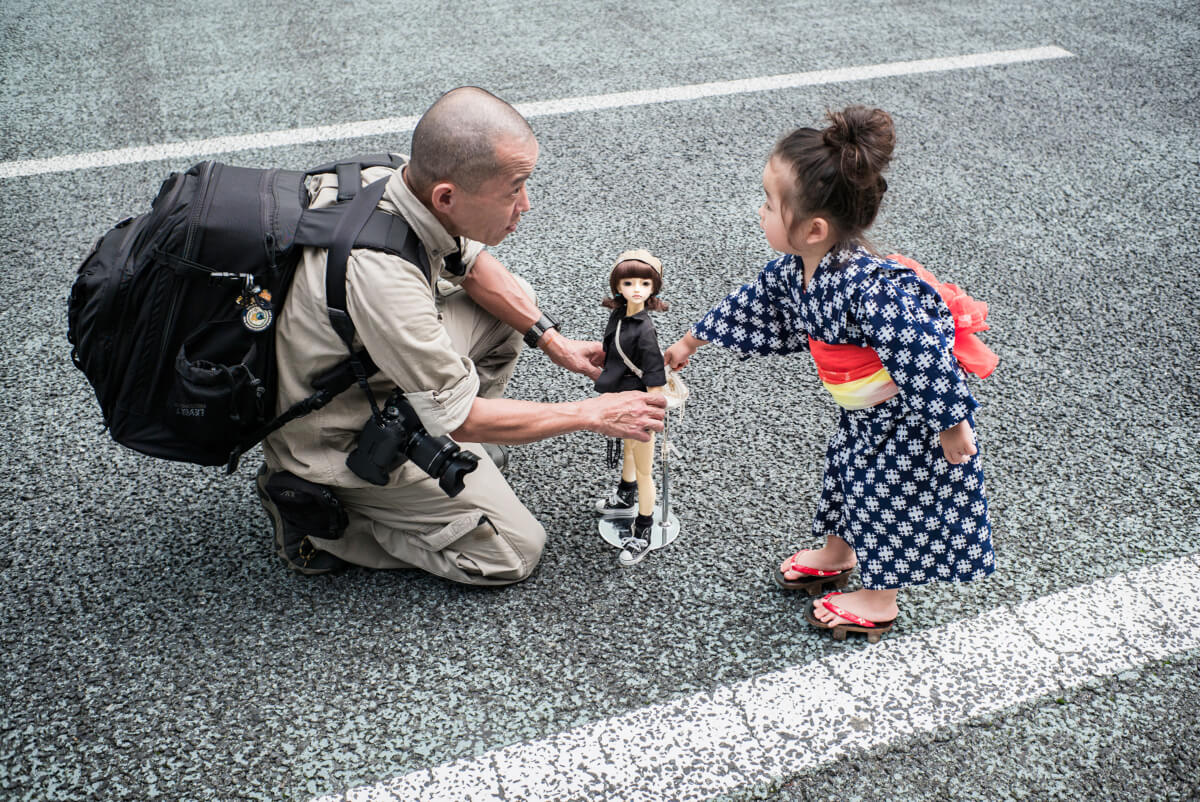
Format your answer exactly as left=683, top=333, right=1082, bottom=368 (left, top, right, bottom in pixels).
left=0, top=46, right=1073, bottom=180
left=312, top=553, right=1200, bottom=802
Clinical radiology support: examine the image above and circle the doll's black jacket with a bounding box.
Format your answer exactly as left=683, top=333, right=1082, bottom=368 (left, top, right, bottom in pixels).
left=594, top=306, right=667, bottom=393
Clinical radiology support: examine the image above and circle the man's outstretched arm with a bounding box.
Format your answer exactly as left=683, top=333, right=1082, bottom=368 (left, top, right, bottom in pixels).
left=449, top=392, right=666, bottom=446
left=461, top=251, right=604, bottom=380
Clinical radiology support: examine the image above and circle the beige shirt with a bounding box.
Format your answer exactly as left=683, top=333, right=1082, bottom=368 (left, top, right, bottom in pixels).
left=263, top=157, right=485, bottom=487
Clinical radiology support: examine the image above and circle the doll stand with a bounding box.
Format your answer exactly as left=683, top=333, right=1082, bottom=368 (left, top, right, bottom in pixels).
left=598, top=503, right=680, bottom=550
left=598, top=409, right=681, bottom=551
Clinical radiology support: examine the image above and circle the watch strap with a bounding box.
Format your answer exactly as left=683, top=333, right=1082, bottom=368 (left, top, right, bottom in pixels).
left=523, top=311, right=561, bottom=349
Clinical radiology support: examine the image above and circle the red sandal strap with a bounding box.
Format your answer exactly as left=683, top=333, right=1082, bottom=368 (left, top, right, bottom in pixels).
left=820, top=593, right=878, bottom=628
left=783, top=552, right=842, bottom=577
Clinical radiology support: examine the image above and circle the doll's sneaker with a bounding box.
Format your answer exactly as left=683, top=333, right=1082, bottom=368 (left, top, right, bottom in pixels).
left=618, top=515, right=654, bottom=566
left=618, top=535, right=651, bottom=567
left=595, top=483, right=637, bottom=517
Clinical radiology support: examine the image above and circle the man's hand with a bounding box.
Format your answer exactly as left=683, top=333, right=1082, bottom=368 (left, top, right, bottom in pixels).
left=585, top=391, right=666, bottom=441
left=540, top=329, right=604, bottom=380
left=939, top=419, right=977, bottom=464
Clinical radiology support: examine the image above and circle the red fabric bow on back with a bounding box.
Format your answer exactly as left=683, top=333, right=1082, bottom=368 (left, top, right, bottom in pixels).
left=886, top=254, right=998, bottom=379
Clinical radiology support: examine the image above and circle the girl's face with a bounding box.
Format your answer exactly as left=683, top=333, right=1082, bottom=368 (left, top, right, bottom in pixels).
left=618, top=277, right=655, bottom=306
left=759, top=156, right=798, bottom=254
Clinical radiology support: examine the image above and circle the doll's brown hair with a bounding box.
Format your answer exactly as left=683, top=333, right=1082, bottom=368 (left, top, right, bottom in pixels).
left=772, top=105, right=895, bottom=248
left=603, top=259, right=669, bottom=311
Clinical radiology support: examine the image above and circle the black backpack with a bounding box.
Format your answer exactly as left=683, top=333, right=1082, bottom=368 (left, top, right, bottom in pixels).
left=67, top=154, right=430, bottom=472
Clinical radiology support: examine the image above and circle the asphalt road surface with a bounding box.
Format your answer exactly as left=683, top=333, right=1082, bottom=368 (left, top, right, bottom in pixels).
left=2, top=1, right=1198, bottom=800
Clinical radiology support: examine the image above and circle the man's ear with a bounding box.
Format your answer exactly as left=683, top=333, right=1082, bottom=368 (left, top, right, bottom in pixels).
left=429, top=181, right=456, bottom=214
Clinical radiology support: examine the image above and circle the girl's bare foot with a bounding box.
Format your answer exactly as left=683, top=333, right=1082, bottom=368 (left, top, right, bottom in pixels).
left=780, top=538, right=856, bottom=579
left=810, top=589, right=899, bottom=626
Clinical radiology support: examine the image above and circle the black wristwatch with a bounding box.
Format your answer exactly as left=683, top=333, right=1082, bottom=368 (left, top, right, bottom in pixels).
left=523, top=311, right=561, bottom=348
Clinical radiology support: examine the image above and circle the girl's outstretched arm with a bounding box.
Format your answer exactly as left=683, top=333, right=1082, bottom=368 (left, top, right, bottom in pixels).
left=689, top=256, right=809, bottom=359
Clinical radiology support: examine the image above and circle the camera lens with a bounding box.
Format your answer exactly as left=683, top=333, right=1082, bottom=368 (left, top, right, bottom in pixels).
left=437, top=452, right=479, bottom=497
left=407, top=433, right=458, bottom=476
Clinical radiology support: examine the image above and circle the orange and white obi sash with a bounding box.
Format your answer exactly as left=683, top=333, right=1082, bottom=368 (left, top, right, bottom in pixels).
left=808, top=255, right=998, bottom=410
left=808, top=338, right=899, bottom=409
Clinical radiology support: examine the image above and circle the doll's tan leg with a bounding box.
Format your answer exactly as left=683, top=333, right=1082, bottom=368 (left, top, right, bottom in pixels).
left=630, top=435, right=656, bottom=517
left=621, top=439, right=637, bottom=484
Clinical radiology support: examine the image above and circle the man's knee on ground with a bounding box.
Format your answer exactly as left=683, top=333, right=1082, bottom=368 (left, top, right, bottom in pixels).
left=454, top=516, right=546, bottom=584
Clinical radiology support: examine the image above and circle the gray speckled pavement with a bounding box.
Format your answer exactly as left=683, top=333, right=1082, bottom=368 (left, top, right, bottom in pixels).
left=767, top=649, right=1200, bottom=802
left=302, top=557, right=1200, bottom=800
left=2, top=1, right=1199, bottom=800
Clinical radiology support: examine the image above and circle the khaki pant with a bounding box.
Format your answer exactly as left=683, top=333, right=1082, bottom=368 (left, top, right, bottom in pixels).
left=301, top=278, right=546, bottom=585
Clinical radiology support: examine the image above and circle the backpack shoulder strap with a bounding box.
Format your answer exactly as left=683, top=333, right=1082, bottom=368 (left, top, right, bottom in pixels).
left=303, top=152, right=405, bottom=178
left=225, top=176, right=409, bottom=473
left=301, top=153, right=405, bottom=202
left=225, top=169, right=430, bottom=473
left=355, top=209, right=429, bottom=281
left=317, top=177, right=385, bottom=347
left=292, top=197, right=430, bottom=284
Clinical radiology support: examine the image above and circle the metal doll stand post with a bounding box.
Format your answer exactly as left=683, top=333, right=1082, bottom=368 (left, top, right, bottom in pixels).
left=598, top=371, right=686, bottom=551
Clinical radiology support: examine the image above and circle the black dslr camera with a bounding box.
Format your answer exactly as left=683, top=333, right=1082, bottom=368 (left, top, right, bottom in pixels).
left=346, top=392, right=479, bottom=497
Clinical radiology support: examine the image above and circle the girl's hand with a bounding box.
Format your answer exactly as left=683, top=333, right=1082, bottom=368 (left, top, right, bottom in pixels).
left=664, top=334, right=705, bottom=370
left=939, top=420, right=977, bottom=464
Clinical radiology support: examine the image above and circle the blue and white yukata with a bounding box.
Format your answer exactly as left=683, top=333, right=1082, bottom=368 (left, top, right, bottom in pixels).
left=692, top=245, right=995, bottom=590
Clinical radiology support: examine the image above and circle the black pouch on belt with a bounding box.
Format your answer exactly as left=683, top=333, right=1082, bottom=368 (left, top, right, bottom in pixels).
left=264, top=471, right=348, bottom=541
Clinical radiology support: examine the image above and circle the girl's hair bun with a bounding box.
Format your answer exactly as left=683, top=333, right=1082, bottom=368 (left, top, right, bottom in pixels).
left=821, top=105, right=895, bottom=189
left=771, top=105, right=896, bottom=246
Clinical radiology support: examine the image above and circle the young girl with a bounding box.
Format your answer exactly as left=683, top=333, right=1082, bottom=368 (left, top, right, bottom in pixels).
left=594, top=250, right=668, bottom=566
left=664, top=106, right=996, bottom=641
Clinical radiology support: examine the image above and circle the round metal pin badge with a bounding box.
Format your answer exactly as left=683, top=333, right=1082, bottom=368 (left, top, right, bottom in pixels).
left=242, top=303, right=273, bottom=332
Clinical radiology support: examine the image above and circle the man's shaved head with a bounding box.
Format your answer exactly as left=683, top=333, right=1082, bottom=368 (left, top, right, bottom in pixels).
left=407, top=87, right=535, bottom=193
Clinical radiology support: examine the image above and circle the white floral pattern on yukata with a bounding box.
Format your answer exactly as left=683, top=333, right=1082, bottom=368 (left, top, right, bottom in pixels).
left=692, top=246, right=995, bottom=590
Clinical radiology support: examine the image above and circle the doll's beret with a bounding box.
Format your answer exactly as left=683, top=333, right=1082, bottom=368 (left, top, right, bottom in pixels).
left=611, top=249, right=663, bottom=277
